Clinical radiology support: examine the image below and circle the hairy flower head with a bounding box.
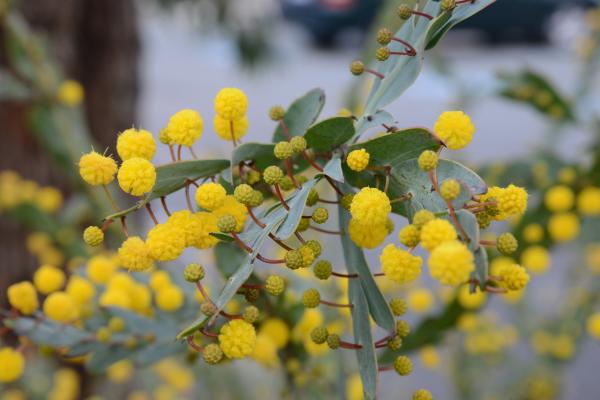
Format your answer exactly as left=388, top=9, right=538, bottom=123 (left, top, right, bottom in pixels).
left=78, top=151, right=117, bottom=186
left=116, top=128, right=156, bottom=161
left=214, top=115, right=248, bottom=141
left=348, top=218, right=388, bottom=249
left=0, top=347, right=25, bottom=383
left=118, top=236, right=154, bottom=271
left=146, top=223, right=186, bottom=261
left=33, top=264, right=65, bottom=294
left=43, top=291, right=79, bottom=322
left=214, top=88, right=248, bottom=120
left=434, top=111, right=475, bottom=150
left=428, top=240, right=474, bottom=285
left=166, top=109, right=203, bottom=146
left=117, top=157, right=156, bottom=196
left=7, top=281, right=38, bottom=315
left=350, top=187, right=391, bottom=226
left=219, top=319, right=256, bottom=359
left=346, top=149, right=370, bottom=172
left=380, top=244, right=423, bottom=284
left=420, top=219, right=457, bottom=251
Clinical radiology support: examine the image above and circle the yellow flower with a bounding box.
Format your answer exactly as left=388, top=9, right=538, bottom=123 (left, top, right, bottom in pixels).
left=7, top=281, right=38, bottom=315
left=36, top=187, right=63, bottom=213
left=149, top=270, right=172, bottom=292
left=577, top=186, right=600, bottom=215
left=155, top=285, right=184, bottom=312
left=544, top=185, right=574, bottom=212
left=346, top=149, right=370, bottom=172
left=348, top=218, right=388, bottom=249
left=586, top=312, right=600, bottom=340
left=146, top=223, right=186, bottom=262
left=482, top=185, right=528, bottom=220
left=433, top=110, right=475, bottom=150
left=78, top=151, right=117, bottom=186
left=118, top=236, right=154, bottom=271
left=496, top=263, right=530, bottom=291
left=117, top=157, right=156, bottom=196
left=65, top=276, right=96, bottom=304
left=195, top=182, right=227, bottom=211
left=428, top=240, right=474, bottom=286
left=252, top=334, right=280, bottom=367
left=586, top=244, right=600, bottom=274
left=346, top=373, right=363, bottom=400
left=398, top=224, right=420, bottom=248
left=214, top=88, right=248, bottom=120
left=211, top=196, right=248, bottom=232
left=83, top=226, right=104, bottom=247
left=213, top=115, right=248, bottom=141
left=33, top=264, right=66, bottom=294
left=219, top=319, right=256, bottom=359
left=420, top=219, right=457, bottom=251
left=259, top=318, right=290, bottom=349
left=407, top=288, right=434, bottom=313
left=99, top=289, right=131, bottom=309
left=350, top=187, right=391, bottom=226
left=292, top=309, right=323, bottom=342
left=166, top=109, right=204, bottom=146
left=548, top=212, right=579, bottom=242
left=418, top=346, right=440, bottom=369
left=44, top=292, right=79, bottom=322
left=521, top=246, right=550, bottom=274
left=551, top=334, right=575, bottom=360
left=380, top=244, right=423, bottom=284
left=523, top=223, right=544, bottom=243
left=116, top=128, right=156, bottom=161
left=107, top=360, right=133, bottom=383
left=0, top=347, right=25, bottom=383
left=57, top=80, right=84, bottom=106
left=87, top=255, right=119, bottom=284
left=189, top=212, right=219, bottom=249
left=457, top=285, right=486, bottom=309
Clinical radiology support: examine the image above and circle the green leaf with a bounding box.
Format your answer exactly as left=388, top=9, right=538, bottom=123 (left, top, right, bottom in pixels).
left=134, top=342, right=182, bottom=365
left=473, top=247, right=489, bottom=290
left=0, top=68, right=31, bottom=100
left=87, top=346, right=131, bottom=373
left=215, top=242, right=248, bottom=276
left=450, top=209, right=480, bottom=251
left=231, top=142, right=277, bottom=176
left=6, top=317, right=89, bottom=348
left=105, top=159, right=230, bottom=220
left=275, top=179, right=319, bottom=239
left=354, top=110, right=395, bottom=133
left=338, top=199, right=395, bottom=332
left=272, top=88, right=325, bottom=142
left=498, top=69, right=575, bottom=122
left=319, top=157, right=344, bottom=183
left=304, top=117, right=355, bottom=151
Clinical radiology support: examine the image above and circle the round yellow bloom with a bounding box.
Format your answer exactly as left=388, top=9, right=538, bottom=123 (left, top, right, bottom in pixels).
left=195, top=182, right=227, bottom=211
left=380, top=244, right=423, bottom=284
left=497, top=184, right=528, bottom=218
left=418, top=346, right=440, bottom=369
left=346, top=374, right=363, bottom=400
left=577, top=186, right=600, bottom=215
left=83, top=226, right=104, bottom=247
left=586, top=312, right=600, bottom=340
left=146, top=223, right=186, bottom=261
left=166, top=109, right=204, bottom=146
left=149, top=270, right=171, bottom=292
left=496, top=263, right=530, bottom=291
left=551, top=334, right=575, bottom=360
left=457, top=285, right=486, bottom=309
left=214, top=115, right=248, bottom=141
left=188, top=212, right=219, bottom=249
left=78, top=151, right=117, bottom=186
left=155, top=285, right=184, bottom=312
left=117, top=157, right=156, bottom=196
left=523, top=223, right=544, bottom=243
left=36, top=186, right=63, bottom=213
left=57, top=80, right=84, bottom=106
left=43, top=291, right=79, bottom=322
left=428, top=240, right=474, bottom=286
left=99, top=289, right=131, bottom=309
left=33, top=265, right=65, bottom=294
left=548, top=212, right=579, bottom=242
left=87, top=255, right=119, bottom=284
left=219, top=319, right=257, bottom=359
left=433, top=110, right=475, bottom=150
left=107, top=360, right=133, bottom=383
left=544, top=185, right=574, bottom=212
left=252, top=334, right=279, bottom=367
left=520, top=245, right=550, bottom=274
left=407, top=288, right=434, bottom=313
left=212, top=196, right=248, bottom=232
left=116, top=128, right=156, bottom=161
left=214, top=88, right=248, bottom=121
left=129, top=283, right=152, bottom=314
left=118, top=236, right=153, bottom=271
left=0, top=347, right=25, bottom=383
left=348, top=218, right=388, bottom=249
left=259, top=318, right=290, bottom=349
left=65, top=276, right=96, bottom=304
left=346, top=149, right=370, bottom=172
left=350, top=187, right=391, bottom=226
left=7, top=281, right=38, bottom=315
left=420, top=219, right=457, bottom=251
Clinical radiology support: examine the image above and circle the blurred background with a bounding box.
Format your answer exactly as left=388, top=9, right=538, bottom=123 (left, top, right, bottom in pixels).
left=2, top=0, right=600, bottom=399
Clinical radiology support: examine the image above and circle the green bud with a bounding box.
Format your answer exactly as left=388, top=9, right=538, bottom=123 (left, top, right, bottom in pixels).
left=201, top=302, right=217, bottom=316
left=274, top=141, right=294, bottom=160
left=263, top=166, right=284, bottom=185
left=243, top=305, right=260, bottom=323
left=269, top=105, right=286, bottom=121
left=217, top=214, right=237, bottom=233
left=394, top=355, right=413, bottom=376
left=497, top=232, right=518, bottom=255
left=310, top=327, right=329, bottom=344
left=306, top=189, right=319, bottom=207
left=265, top=275, right=285, bottom=296
left=312, top=207, right=329, bottom=224
left=285, top=250, right=304, bottom=270
left=313, top=260, right=332, bottom=280
left=305, top=240, right=322, bottom=258
left=327, top=334, right=340, bottom=349
left=203, top=343, right=223, bottom=365
left=350, top=61, right=365, bottom=76
left=377, top=28, right=393, bottom=45
left=302, top=288, right=321, bottom=308
left=290, top=136, right=307, bottom=153
left=234, top=184, right=254, bottom=204
left=184, top=263, right=205, bottom=282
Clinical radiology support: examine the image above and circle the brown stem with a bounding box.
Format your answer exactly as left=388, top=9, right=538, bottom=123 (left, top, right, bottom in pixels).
left=479, top=240, right=496, bottom=247
left=230, top=232, right=284, bottom=264
left=428, top=170, right=470, bottom=242
left=200, top=329, right=218, bottom=339
left=145, top=203, right=159, bottom=225
left=285, top=158, right=300, bottom=188
left=101, top=218, right=113, bottom=232
left=295, top=231, right=307, bottom=244
left=189, top=146, right=198, bottom=159
left=302, top=150, right=324, bottom=172
left=274, top=184, right=290, bottom=210
left=195, top=282, right=212, bottom=304
left=185, top=182, right=194, bottom=212
left=308, top=225, right=343, bottom=235
left=247, top=206, right=266, bottom=228
left=378, top=366, right=394, bottom=372
left=220, top=310, right=242, bottom=320
left=120, top=216, right=129, bottom=237
left=485, top=285, right=507, bottom=294
left=384, top=174, right=390, bottom=193
left=411, top=10, right=433, bottom=19
left=331, top=271, right=358, bottom=278
left=257, top=254, right=285, bottom=265
left=177, top=145, right=182, bottom=161
left=373, top=272, right=384, bottom=277
left=269, top=234, right=293, bottom=251
left=389, top=51, right=415, bottom=57
left=320, top=300, right=353, bottom=308
left=339, top=340, right=363, bottom=350
left=325, top=176, right=344, bottom=196
left=365, top=68, right=385, bottom=80
left=187, top=336, right=203, bottom=352
left=168, top=145, right=176, bottom=162
left=391, top=37, right=416, bottom=55
left=279, top=119, right=291, bottom=140
left=160, top=196, right=171, bottom=216
left=390, top=194, right=412, bottom=204
left=230, top=120, right=238, bottom=147
left=242, top=283, right=264, bottom=289
left=318, top=198, right=339, bottom=204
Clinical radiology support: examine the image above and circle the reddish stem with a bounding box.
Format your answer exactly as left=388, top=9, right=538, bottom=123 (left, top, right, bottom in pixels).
left=331, top=271, right=358, bottom=278
left=120, top=216, right=129, bottom=237
left=285, top=158, right=300, bottom=188
left=177, top=145, right=182, bottom=161
left=318, top=198, right=339, bottom=204
left=168, top=145, right=176, bottom=162
left=365, top=68, right=385, bottom=79
left=200, top=329, right=218, bottom=339
left=185, top=182, right=194, bottom=212
left=187, top=336, right=203, bottom=352
left=339, top=340, right=363, bottom=350
left=279, top=120, right=291, bottom=140
left=308, top=225, right=343, bottom=235
left=391, top=37, right=416, bottom=55
left=145, top=203, right=159, bottom=225
left=160, top=196, right=171, bottom=216
left=412, top=10, right=433, bottom=19
left=320, top=300, right=353, bottom=308
left=195, top=282, right=212, bottom=303
left=247, top=206, right=266, bottom=228
left=274, top=184, right=290, bottom=210
left=302, top=151, right=324, bottom=172
left=101, top=218, right=113, bottom=232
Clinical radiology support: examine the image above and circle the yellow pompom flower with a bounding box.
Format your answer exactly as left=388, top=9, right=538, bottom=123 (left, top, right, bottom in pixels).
left=214, top=88, right=248, bottom=121
left=346, top=374, right=363, bottom=400
left=33, top=265, right=66, bottom=294
left=166, top=109, right=204, bottom=146
left=346, top=149, right=370, bottom=172
left=433, top=110, right=475, bottom=150
left=380, top=244, right=423, bottom=284
left=496, top=263, right=530, bottom=291
left=259, top=318, right=290, bottom=349
left=99, top=289, right=131, bottom=309
left=350, top=187, right=391, bottom=226
left=0, top=347, right=25, bottom=383
left=348, top=218, right=388, bottom=249
left=149, top=270, right=171, bottom=292
left=36, top=187, right=63, bottom=213
left=521, top=245, right=550, bottom=274
left=219, top=319, right=257, bottom=359
left=7, top=281, right=38, bottom=315
left=420, top=219, right=457, bottom=251
left=116, top=128, right=156, bottom=161
left=87, top=255, right=119, bottom=284
left=212, top=196, right=248, bottom=232
left=544, top=185, right=574, bottom=212
left=107, top=360, right=133, bottom=383
left=78, top=151, right=118, bottom=186
left=167, top=210, right=209, bottom=248
left=195, top=182, right=227, bottom=211
left=586, top=313, right=600, bottom=340
left=188, top=212, right=219, bottom=249
left=497, top=184, right=528, bottom=218
left=428, top=240, right=474, bottom=285
left=65, top=276, right=96, bottom=304
left=523, top=223, right=544, bottom=243
left=57, top=80, right=84, bottom=106
left=418, top=346, right=440, bottom=369
left=155, top=285, right=184, bottom=312
left=457, top=285, right=486, bottom=309
left=83, top=226, right=104, bottom=247
left=577, top=186, right=600, bottom=215
left=118, top=236, right=153, bottom=271
left=214, top=115, right=248, bottom=141
left=43, top=291, right=79, bottom=322
left=117, top=157, right=156, bottom=196
left=407, top=288, right=434, bottom=313
left=146, top=223, right=186, bottom=261
left=252, top=334, right=280, bottom=367
left=548, top=212, right=579, bottom=242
